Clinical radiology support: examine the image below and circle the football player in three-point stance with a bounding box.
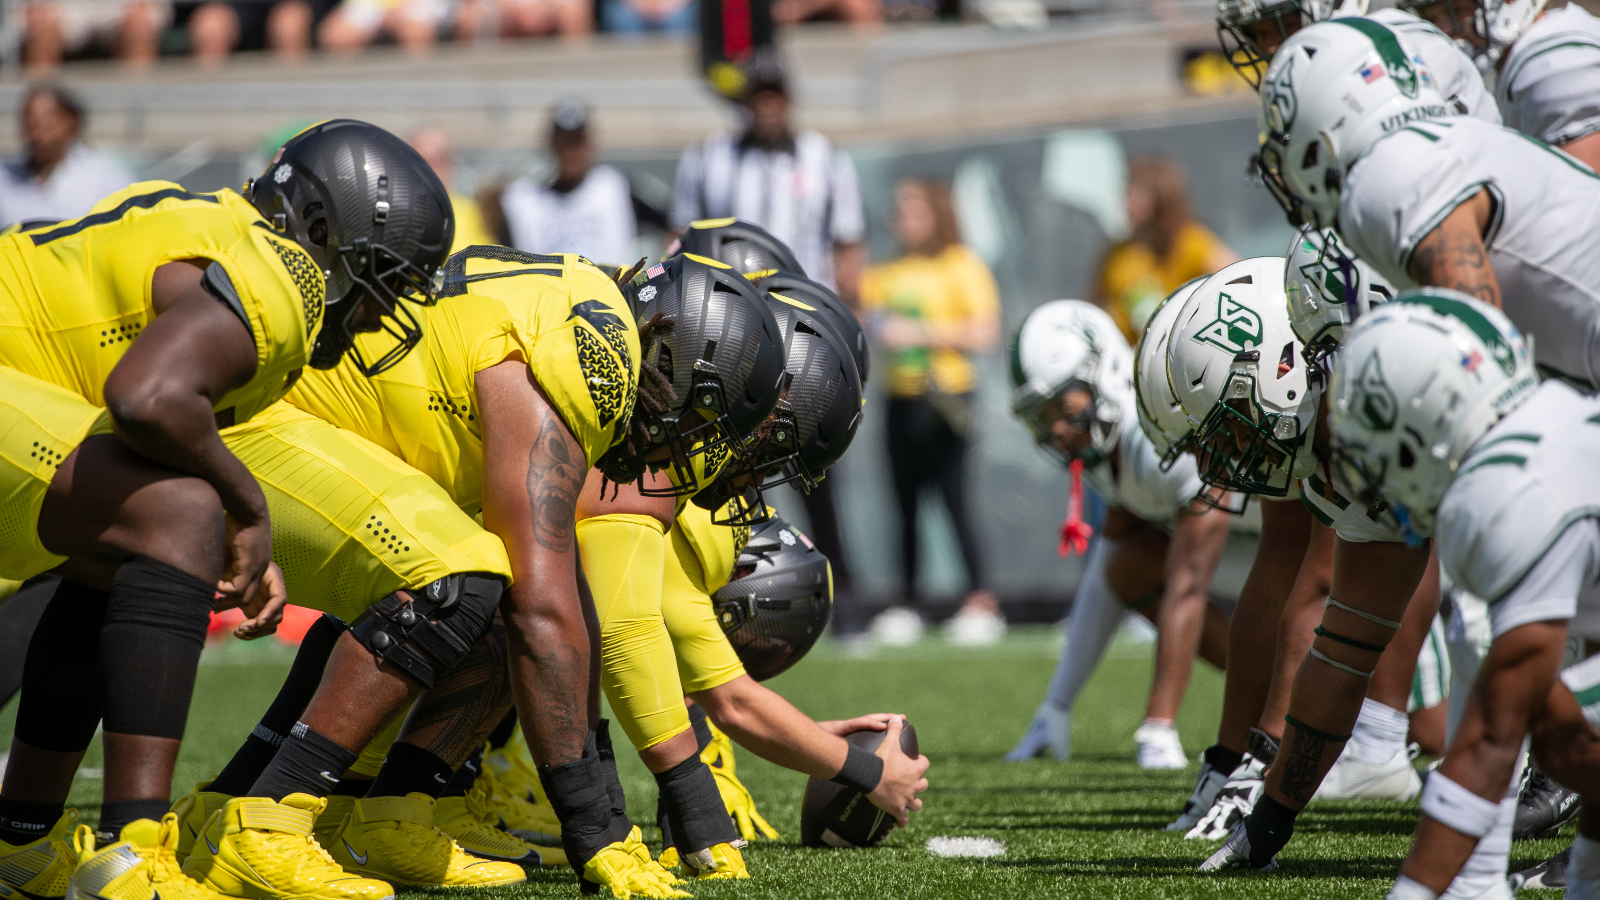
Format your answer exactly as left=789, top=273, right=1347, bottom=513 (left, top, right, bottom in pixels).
left=1326, top=293, right=1600, bottom=900
left=1007, top=299, right=1235, bottom=770
left=0, top=119, right=453, bottom=900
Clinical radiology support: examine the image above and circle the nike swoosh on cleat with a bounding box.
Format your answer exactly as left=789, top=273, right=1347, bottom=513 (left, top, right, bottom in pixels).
left=341, top=841, right=368, bottom=866
left=319, top=772, right=340, bottom=784
left=205, top=834, right=221, bottom=856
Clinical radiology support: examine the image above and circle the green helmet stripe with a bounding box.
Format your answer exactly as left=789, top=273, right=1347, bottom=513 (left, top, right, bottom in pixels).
left=1334, top=18, right=1418, bottom=97
left=1394, top=292, right=1517, bottom=376
left=1008, top=328, right=1027, bottom=389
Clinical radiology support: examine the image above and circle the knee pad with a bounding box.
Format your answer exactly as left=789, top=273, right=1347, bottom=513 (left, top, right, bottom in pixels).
left=351, top=573, right=504, bottom=689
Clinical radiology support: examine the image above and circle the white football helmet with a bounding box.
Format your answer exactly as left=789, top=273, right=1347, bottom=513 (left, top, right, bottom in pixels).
left=1216, top=0, right=1369, bottom=88
left=1284, top=225, right=1396, bottom=378
left=1329, top=288, right=1538, bottom=538
left=1393, top=0, right=1547, bottom=66
left=1135, top=276, right=1207, bottom=469
left=1011, top=300, right=1135, bottom=468
left=1256, top=18, right=1453, bottom=230
left=1167, top=257, right=1315, bottom=498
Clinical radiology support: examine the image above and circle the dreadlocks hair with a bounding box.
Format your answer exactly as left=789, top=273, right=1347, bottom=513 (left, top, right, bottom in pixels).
left=598, top=310, right=676, bottom=500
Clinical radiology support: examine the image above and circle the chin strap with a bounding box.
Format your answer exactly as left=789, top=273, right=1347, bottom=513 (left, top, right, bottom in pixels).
left=1058, top=459, right=1094, bottom=558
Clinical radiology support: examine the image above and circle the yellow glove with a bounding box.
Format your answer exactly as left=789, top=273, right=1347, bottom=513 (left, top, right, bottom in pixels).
left=657, top=847, right=680, bottom=870
left=583, top=828, right=692, bottom=899
left=700, top=724, right=779, bottom=841
left=682, top=841, right=750, bottom=880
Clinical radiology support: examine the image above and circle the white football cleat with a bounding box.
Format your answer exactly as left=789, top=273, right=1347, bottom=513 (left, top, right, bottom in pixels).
left=944, top=607, right=1006, bottom=647
left=1005, top=705, right=1071, bottom=762
left=1134, top=722, right=1187, bottom=770
left=1186, top=760, right=1265, bottom=841
left=870, top=607, right=924, bottom=647
left=1313, top=746, right=1420, bottom=801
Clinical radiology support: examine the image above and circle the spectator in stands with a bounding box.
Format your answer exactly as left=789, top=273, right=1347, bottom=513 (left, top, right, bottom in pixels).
left=21, top=0, right=168, bottom=69
left=598, top=0, right=693, bottom=33
left=453, top=0, right=589, bottom=39
left=501, top=101, right=640, bottom=266
left=772, top=0, right=879, bottom=25
left=410, top=127, right=496, bottom=252
left=671, top=50, right=866, bottom=631
left=187, top=0, right=323, bottom=65
left=861, top=177, right=1002, bottom=646
left=1094, top=154, right=1237, bottom=343
left=316, top=0, right=451, bottom=53
left=0, top=86, right=133, bottom=230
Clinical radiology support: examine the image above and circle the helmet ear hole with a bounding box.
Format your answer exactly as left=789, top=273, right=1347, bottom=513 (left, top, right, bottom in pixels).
left=1398, top=442, right=1416, bottom=469
left=1300, top=140, right=1320, bottom=170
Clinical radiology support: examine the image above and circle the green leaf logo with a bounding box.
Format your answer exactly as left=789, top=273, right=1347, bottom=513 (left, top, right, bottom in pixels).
left=1354, top=354, right=1398, bottom=432
left=1192, top=291, right=1264, bottom=354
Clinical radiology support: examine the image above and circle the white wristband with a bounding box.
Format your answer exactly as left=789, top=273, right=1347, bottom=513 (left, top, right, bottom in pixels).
left=1419, top=771, right=1501, bottom=839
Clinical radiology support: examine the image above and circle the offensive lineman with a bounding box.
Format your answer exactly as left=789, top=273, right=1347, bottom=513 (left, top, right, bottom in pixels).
left=0, top=120, right=453, bottom=900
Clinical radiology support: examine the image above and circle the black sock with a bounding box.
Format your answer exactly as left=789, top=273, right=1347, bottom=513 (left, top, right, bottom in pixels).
left=486, top=709, right=517, bottom=751
left=653, top=755, right=737, bottom=855
left=99, top=557, right=215, bottom=741
left=250, top=723, right=359, bottom=801
left=686, top=704, right=713, bottom=755
left=212, top=617, right=347, bottom=796
left=369, top=742, right=454, bottom=799
left=332, top=777, right=374, bottom=798
left=0, top=796, right=64, bottom=846
left=1203, top=744, right=1244, bottom=776
left=1244, top=795, right=1299, bottom=867
left=441, top=747, right=484, bottom=798
left=15, top=580, right=108, bottom=753
left=97, top=799, right=171, bottom=843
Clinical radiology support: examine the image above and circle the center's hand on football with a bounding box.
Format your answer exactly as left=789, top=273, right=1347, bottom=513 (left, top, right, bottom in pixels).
left=817, top=713, right=896, bottom=736
left=232, top=562, right=288, bottom=640
left=869, top=715, right=929, bottom=827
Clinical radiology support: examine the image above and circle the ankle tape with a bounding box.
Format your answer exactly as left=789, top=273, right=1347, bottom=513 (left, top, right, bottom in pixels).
left=539, top=751, right=633, bottom=871
left=1419, top=771, right=1500, bottom=838
left=654, top=755, right=738, bottom=855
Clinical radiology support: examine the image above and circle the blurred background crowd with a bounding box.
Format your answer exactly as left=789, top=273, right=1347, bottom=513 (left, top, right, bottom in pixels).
left=0, top=0, right=1302, bottom=643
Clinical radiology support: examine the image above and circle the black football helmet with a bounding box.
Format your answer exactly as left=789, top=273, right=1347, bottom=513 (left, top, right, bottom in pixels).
left=246, top=119, right=454, bottom=376
left=671, top=218, right=805, bottom=279
left=599, top=253, right=786, bottom=503
left=752, top=270, right=869, bottom=384
left=693, top=289, right=862, bottom=519
left=711, top=514, right=832, bottom=681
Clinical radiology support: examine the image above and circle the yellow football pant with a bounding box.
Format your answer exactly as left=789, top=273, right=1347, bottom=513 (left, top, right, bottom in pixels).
left=663, top=526, right=746, bottom=694
left=578, top=514, right=691, bottom=751
left=0, top=366, right=110, bottom=581
left=222, top=402, right=513, bottom=623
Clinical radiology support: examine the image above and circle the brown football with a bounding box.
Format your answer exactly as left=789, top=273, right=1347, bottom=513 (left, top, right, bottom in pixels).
left=800, top=722, right=919, bottom=848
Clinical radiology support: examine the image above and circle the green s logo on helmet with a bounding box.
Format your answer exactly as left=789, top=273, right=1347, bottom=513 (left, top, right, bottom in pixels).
left=1353, top=354, right=1398, bottom=431
left=1192, top=292, right=1265, bottom=354
left=1263, top=54, right=1298, bottom=133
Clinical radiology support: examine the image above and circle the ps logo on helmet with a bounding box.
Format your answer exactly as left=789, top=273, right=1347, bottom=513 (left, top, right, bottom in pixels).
left=1263, top=55, right=1297, bottom=134
left=1353, top=354, right=1398, bottom=432
left=1192, top=292, right=1265, bottom=354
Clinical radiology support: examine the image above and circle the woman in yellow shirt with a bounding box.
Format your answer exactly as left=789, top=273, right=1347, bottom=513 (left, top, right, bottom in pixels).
left=860, top=178, right=1002, bottom=644
left=1096, top=156, right=1238, bottom=343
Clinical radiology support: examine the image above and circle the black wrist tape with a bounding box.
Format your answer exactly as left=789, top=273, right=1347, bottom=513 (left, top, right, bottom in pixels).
left=830, top=744, right=884, bottom=794
left=654, top=755, right=738, bottom=855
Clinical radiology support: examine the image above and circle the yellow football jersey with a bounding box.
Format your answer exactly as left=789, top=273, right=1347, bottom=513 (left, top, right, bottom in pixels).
left=672, top=502, right=752, bottom=595
left=286, top=248, right=639, bottom=516
left=0, top=182, right=323, bottom=424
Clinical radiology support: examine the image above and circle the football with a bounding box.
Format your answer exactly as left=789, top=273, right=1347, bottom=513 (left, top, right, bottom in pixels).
left=800, top=722, right=919, bottom=848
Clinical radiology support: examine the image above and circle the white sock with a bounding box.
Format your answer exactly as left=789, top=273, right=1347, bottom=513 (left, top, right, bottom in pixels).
left=1574, top=834, right=1600, bottom=882
left=1387, top=875, right=1439, bottom=900
left=1350, top=698, right=1409, bottom=765
left=1044, top=541, right=1121, bottom=714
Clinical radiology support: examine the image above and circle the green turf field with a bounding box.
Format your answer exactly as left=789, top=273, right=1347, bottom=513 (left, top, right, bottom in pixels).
left=0, top=626, right=1571, bottom=899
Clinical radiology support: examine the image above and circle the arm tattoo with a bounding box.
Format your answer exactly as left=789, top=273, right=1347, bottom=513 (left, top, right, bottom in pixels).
left=1410, top=226, right=1502, bottom=308
left=525, top=407, right=582, bottom=553
left=1277, top=726, right=1330, bottom=804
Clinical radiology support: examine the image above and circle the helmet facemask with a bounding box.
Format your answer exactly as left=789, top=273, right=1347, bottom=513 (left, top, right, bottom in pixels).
left=1191, top=356, right=1311, bottom=497
left=1019, top=376, right=1121, bottom=469
left=1217, top=0, right=1307, bottom=88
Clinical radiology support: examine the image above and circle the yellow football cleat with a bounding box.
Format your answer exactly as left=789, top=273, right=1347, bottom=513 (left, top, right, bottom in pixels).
left=582, top=829, right=690, bottom=900
left=69, top=815, right=231, bottom=900
left=434, top=789, right=564, bottom=867
left=311, top=795, right=356, bottom=854
left=681, top=841, right=749, bottom=880
left=327, top=793, right=525, bottom=889
left=473, top=765, right=560, bottom=846
left=482, top=728, right=541, bottom=802
left=181, top=794, right=395, bottom=900
left=170, top=783, right=231, bottom=866
left=700, top=724, right=778, bottom=842
left=0, top=809, right=83, bottom=899
left=657, top=847, right=679, bottom=870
